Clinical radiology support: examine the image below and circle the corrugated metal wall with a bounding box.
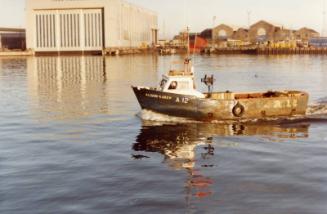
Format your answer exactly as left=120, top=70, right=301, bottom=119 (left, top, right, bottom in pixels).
left=116, top=3, right=156, bottom=47
left=35, top=9, right=103, bottom=52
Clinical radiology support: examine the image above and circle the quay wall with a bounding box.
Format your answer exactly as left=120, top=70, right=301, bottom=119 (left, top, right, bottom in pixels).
left=0, top=50, right=34, bottom=56
left=208, top=47, right=327, bottom=55
left=2, top=47, right=327, bottom=56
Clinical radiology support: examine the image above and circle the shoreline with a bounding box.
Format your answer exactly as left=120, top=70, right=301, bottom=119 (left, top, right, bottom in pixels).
left=0, top=51, right=34, bottom=57
left=203, top=47, right=327, bottom=55
left=2, top=47, right=327, bottom=57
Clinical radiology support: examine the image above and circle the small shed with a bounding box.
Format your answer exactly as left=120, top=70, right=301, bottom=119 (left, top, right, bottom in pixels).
left=309, top=37, right=327, bottom=47
left=0, top=28, right=26, bottom=50
left=295, top=28, right=320, bottom=42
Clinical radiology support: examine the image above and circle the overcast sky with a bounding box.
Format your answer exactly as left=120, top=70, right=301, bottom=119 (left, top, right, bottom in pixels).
left=0, top=0, right=326, bottom=38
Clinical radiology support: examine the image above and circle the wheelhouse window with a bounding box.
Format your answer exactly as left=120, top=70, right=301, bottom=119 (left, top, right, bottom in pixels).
left=168, top=81, right=178, bottom=90
left=177, top=81, right=191, bottom=90
left=160, top=79, right=167, bottom=90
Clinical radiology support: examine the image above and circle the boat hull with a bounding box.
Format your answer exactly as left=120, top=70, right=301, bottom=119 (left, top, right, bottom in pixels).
left=132, top=87, right=309, bottom=121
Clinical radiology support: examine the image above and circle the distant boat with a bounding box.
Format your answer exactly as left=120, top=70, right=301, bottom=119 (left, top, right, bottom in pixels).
left=132, top=58, right=309, bottom=122
left=158, top=48, right=176, bottom=55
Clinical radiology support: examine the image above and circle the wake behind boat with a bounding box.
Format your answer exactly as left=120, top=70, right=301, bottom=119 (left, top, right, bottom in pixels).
left=132, top=58, right=309, bottom=122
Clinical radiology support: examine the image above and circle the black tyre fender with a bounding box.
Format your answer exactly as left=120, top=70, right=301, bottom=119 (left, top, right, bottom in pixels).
left=232, top=102, right=245, bottom=117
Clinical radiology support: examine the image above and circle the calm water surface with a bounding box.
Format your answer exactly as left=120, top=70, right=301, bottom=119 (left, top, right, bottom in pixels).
left=0, top=54, right=327, bottom=214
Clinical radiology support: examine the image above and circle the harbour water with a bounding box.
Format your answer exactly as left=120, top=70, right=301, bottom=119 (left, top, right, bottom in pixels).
left=1, top=54, right=327, bottom=214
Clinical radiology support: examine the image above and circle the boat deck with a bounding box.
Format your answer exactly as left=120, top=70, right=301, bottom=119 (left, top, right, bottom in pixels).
left=206, top=91, right=307, bottom=100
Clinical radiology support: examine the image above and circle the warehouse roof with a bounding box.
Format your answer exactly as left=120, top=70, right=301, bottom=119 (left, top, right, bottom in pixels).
left=0, top=28, right=26, bottom=33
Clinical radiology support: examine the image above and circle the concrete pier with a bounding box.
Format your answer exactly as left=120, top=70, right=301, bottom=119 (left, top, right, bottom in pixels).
left=205, top=47, right=327, bottom=55
left=0, top=50, right=34, bottom=56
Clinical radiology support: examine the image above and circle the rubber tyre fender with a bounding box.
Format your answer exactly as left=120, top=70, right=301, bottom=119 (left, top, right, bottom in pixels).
left=232, top=102, right=245, bottom=117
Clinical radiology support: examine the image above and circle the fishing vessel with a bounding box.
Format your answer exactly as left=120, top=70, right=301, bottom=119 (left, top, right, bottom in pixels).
left=132, top=57, right=309, bottom=122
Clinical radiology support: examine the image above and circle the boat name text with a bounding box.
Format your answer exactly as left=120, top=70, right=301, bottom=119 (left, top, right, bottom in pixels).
left=145, top=93, right=173, bottom=100
left=145, top=93, right=189, bottom=104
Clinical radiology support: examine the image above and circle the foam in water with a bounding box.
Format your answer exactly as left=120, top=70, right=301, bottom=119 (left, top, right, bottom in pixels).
left=137, top=110, right=197, bottom=123
left=317, top=97, right=327, bottom=104
left=306, top=104, right=327, bottom=116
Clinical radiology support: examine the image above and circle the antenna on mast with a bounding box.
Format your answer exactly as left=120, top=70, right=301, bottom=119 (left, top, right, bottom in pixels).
left=212, top=16, right=216, bottom=29
left=183, top=26, right=193, bottom=75
left=247, top=10, right=252, bottom=28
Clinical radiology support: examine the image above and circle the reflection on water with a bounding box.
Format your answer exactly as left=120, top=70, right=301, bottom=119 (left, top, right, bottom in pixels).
left=27, top=57, right=108, bottom=120
left=133, top=121, right=310, bottom=204
left=134, top=123, right=215, bottom=203
left=1, top=55, right=327, bottom=213
left=26, top=55, right=158, bottom=121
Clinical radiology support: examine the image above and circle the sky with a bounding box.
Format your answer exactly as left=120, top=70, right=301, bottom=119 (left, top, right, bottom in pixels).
left=0, top=0, right=325, bottom=38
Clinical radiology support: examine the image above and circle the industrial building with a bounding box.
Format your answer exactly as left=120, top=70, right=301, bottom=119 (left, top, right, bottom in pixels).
left=249, top=21, right=319, bottom=43
left=0, top=28, right=26, bottom=50
left=233, top=28, right=249, bottom=42
left=212, top=24, right=235, bottom=41
left=295, top=27, right=320, bottom=42
left=210, top=21, right=320, bottom=45
left=309, top=37, right=327, bottom=47
left=26, top=0, right=158, bottom=54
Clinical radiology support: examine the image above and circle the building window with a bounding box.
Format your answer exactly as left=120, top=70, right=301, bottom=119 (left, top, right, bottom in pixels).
left=257, top=28, right=266, bottom=36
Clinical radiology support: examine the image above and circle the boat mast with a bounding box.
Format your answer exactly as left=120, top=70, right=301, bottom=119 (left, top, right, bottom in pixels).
left=184, top=26, right=192, bottom=75
left=187, top=26, right=190, bottom=58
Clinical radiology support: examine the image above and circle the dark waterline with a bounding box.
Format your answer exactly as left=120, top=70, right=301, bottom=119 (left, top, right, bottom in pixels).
left=0, top=55, right=327, bottom=214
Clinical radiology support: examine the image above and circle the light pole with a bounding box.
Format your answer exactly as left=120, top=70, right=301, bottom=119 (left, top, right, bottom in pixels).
left=247, top=11, right=252, bottom=29
left=212, top=16, right=216, bottom=47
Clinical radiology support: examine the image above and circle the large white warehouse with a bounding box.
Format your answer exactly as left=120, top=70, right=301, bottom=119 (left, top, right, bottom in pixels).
left=26, top=0, right=158, bottom=53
